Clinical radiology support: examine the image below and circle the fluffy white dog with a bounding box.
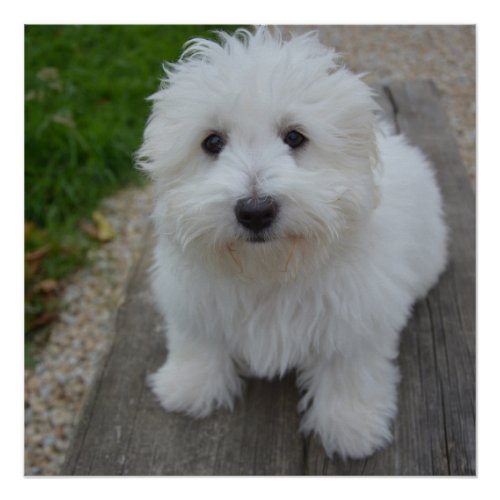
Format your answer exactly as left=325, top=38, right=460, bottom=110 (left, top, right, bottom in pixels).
left=137, top=27, right=447, bottom=459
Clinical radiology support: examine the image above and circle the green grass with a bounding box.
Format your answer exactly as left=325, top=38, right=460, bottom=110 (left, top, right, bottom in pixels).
left=25, top=25, right=241, bottom=360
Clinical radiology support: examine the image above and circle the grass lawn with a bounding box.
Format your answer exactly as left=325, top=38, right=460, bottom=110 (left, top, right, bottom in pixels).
left=25, top=25, right=241, bottom=362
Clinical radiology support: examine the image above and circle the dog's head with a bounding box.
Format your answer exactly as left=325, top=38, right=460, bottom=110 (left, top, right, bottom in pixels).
left=138, top=27, right=379, bottom=281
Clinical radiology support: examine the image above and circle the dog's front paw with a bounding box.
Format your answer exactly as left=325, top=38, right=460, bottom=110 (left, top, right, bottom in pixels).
left=300, top=396, right=395, bottom=459
left=147, top=354, right=243, bottom=418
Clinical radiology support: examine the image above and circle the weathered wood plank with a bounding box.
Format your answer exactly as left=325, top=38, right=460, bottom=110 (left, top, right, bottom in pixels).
left=63, top=80, right=475, bottom=476
left=306, top=81, right=475, bottom=475
left=388, top=81, right=476, bottom=475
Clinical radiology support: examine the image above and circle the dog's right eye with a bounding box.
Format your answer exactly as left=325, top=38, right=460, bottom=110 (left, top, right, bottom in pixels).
left=284, top=129, right=307, bottom=149
left=202, top=133, right=225, bottom=155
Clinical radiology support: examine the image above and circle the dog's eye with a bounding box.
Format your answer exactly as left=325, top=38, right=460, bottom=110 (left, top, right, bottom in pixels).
left=283, top=130, right=307, bottom=149
left=202, top=133, right=225, bottom=155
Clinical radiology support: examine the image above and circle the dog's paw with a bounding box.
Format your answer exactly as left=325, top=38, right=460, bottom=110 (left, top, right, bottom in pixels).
left=147, top=355, right=243, bottom=418
left=300, top=397, right=395, bottom=459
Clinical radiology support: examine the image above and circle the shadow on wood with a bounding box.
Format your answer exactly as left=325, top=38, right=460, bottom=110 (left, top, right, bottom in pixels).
left=62, top=80, right=475, bottom=476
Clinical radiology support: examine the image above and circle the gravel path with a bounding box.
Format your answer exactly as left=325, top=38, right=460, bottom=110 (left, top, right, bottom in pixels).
left=24, top=25, right=475, bottom=475
left=25, top=187, right=153, bottom=474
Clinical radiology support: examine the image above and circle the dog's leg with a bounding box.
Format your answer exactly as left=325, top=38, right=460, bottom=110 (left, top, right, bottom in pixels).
left=147, top=327, right=243, bottom=418
left=297, top=342, right=400, bottom=459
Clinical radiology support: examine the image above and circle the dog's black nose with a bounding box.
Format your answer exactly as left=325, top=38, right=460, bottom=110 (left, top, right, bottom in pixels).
left=234, top=196, right=279, bottom=233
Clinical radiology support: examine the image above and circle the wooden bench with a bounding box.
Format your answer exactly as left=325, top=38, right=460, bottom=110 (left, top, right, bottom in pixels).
left=62, top=80, right=475, bottom=475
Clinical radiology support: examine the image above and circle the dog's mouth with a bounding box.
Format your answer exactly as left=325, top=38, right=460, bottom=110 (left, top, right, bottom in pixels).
left=237, top=228, right=276, bottom=244
left=225, top=234, right=303, bottom=276
left=246, top=234, right=270, bottom=244
left=242, top=230, right=300, bottom=245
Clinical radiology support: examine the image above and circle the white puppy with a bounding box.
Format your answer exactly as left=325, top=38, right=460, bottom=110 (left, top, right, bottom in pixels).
left=137, top=27, right=447, bottom=459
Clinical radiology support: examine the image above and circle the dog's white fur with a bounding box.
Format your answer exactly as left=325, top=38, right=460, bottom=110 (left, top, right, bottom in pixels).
left=137, top=27, right=447, bottom=459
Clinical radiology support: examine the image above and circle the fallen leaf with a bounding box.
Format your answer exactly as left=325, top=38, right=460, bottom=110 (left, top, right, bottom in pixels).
left=26, top=259, right=41, bottom=276
left=33, top=279, right=59, bottom=294
left=52, top=112, right=76, bottom=129
left=36, top=67, right=63, bottom=91
left=25, top=221, right=34, bottom=239
left=80, top=220, right=98, bottom=238
left=29, top=312, right=58, bottom=330
left=92, top=210, right=116, bottom=242
left=26, top=245, right=51, bottom=262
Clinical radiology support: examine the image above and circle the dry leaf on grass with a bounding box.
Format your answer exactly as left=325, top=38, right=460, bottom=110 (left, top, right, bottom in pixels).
left=79, top=220, right=98, bottom=239
left=92, top=211, right=116, bottom=242
left=29, top=312, right=58, bottom=330
left=26, top=245, right=51, bottom=262
left=33, top=279, right=59, bottom=294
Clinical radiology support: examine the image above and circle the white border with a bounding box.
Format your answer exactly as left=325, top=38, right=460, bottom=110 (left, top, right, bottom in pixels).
left=4, top=0, right=497, bottom=497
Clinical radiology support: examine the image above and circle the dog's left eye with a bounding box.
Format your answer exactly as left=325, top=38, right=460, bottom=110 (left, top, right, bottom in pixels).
left=283, top=130, right=307, bottom=149
left=202, top=133, right=225, bottom=155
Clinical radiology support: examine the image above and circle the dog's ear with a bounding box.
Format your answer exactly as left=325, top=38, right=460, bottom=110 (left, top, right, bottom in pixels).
left=317, top=68, right=382, bottom=210
left=135, top=88, right=198, bottom=181
left=134, top=103, right=158, bottom=179
left=345, top=78, right=381, bottom=174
